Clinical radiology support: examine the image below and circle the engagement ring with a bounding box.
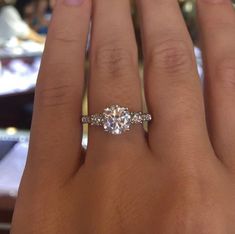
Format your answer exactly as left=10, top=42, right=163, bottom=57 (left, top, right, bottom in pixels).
left=82, top=105, right=152, bottom=135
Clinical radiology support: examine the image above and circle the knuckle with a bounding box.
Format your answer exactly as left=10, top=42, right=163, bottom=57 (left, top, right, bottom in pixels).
left=36, top=65, right=82, bottom=109
left=148, top=39, right=194, bottom=75
left=50, top=26, right=79, bottom=45
left=215, top=58, right=235, bottom=89
left=92, top=44, right=137, bottom=78
left=163, top=168, right=222, bottom=234
left=36, top=85, right=75, bottom=109
left=172, top=172, right=214, bottom=205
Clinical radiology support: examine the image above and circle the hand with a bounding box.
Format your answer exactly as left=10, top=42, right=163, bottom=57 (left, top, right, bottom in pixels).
left=11, top=0, right=235, bottom=233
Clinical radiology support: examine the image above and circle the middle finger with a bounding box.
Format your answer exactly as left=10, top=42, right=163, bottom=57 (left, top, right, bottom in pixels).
left=137, top=0, right=213, bottom=160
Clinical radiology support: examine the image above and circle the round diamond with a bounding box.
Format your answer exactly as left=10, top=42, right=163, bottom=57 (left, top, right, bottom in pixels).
left=145, top=114, right=152, bottom=121
left=132, top=113, right=143, bottom=124
left=103, top=105, right=131, bottom=135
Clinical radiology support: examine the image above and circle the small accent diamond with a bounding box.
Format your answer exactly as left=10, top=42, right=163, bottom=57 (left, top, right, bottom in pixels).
left=132, top=112, right=143, bottom=124
left=82, top=116, right=90, bottom=124
left=91, top=114, right=103, bottom=126
left=145, top=114, right=152, bottom=121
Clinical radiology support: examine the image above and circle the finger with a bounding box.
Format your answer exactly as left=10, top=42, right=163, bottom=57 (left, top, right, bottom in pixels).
left=197, top=0, right=235, bottom=169
left=87, top=0, right=146, bottom=156
left=137, top=0, right=213, bottom=159
left=27, top=0, right=91, bottom=181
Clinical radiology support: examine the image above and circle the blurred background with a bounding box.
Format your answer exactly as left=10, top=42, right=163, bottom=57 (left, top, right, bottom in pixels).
left=0, top=0, right=234, bottom=233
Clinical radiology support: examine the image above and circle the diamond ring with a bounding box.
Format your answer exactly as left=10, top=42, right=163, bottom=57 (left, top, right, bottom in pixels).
left=82, top=105, right=152, bottom=135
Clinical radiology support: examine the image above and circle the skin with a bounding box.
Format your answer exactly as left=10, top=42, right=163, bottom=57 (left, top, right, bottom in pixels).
left=10, top=0, right=235, bottom=233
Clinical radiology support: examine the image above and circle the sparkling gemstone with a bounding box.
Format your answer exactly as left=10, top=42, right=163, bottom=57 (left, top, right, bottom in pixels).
left=145, top=114, right=152, bottom=121
left=103, top=105, right=131, bottom=135
left=82, top=116, right=90, bottom=124
left=91, top=114, right=103, bottom=126
left=132, top=113, right=143, bottom=124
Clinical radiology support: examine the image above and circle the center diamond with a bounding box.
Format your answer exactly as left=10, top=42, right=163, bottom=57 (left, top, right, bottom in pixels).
left=103, top=105, right=131, bottom=135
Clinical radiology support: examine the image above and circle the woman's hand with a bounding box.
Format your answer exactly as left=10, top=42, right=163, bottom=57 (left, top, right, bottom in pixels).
left=11, top=0, right=235, bottom=233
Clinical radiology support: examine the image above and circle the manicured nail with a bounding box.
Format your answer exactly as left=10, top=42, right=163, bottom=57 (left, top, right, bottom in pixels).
left=201, top=0, right=229, bottom=3
left=64, top=0, right=85, bottom=6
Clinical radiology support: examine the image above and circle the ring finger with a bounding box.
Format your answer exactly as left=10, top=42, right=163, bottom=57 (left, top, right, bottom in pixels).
left=87, top=0, right=146, bottom=158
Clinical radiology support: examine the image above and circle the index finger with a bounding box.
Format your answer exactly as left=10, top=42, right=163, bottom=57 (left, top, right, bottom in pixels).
left=27, top=0, right=91, bottom=182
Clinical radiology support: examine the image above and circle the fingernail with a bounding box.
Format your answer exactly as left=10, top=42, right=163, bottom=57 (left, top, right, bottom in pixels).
left=201, top=0, right=229, bottom=3
left=64, top=0, right=85, bottom=6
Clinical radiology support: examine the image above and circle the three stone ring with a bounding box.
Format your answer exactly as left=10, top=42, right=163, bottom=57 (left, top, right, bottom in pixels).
left=82, top=105, right=152, bottom=135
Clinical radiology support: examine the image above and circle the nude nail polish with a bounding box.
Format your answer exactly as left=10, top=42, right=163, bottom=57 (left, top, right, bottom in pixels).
left=201, top=0, right=229, bottom=3
left=64, top=0, right=85, bottom=6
